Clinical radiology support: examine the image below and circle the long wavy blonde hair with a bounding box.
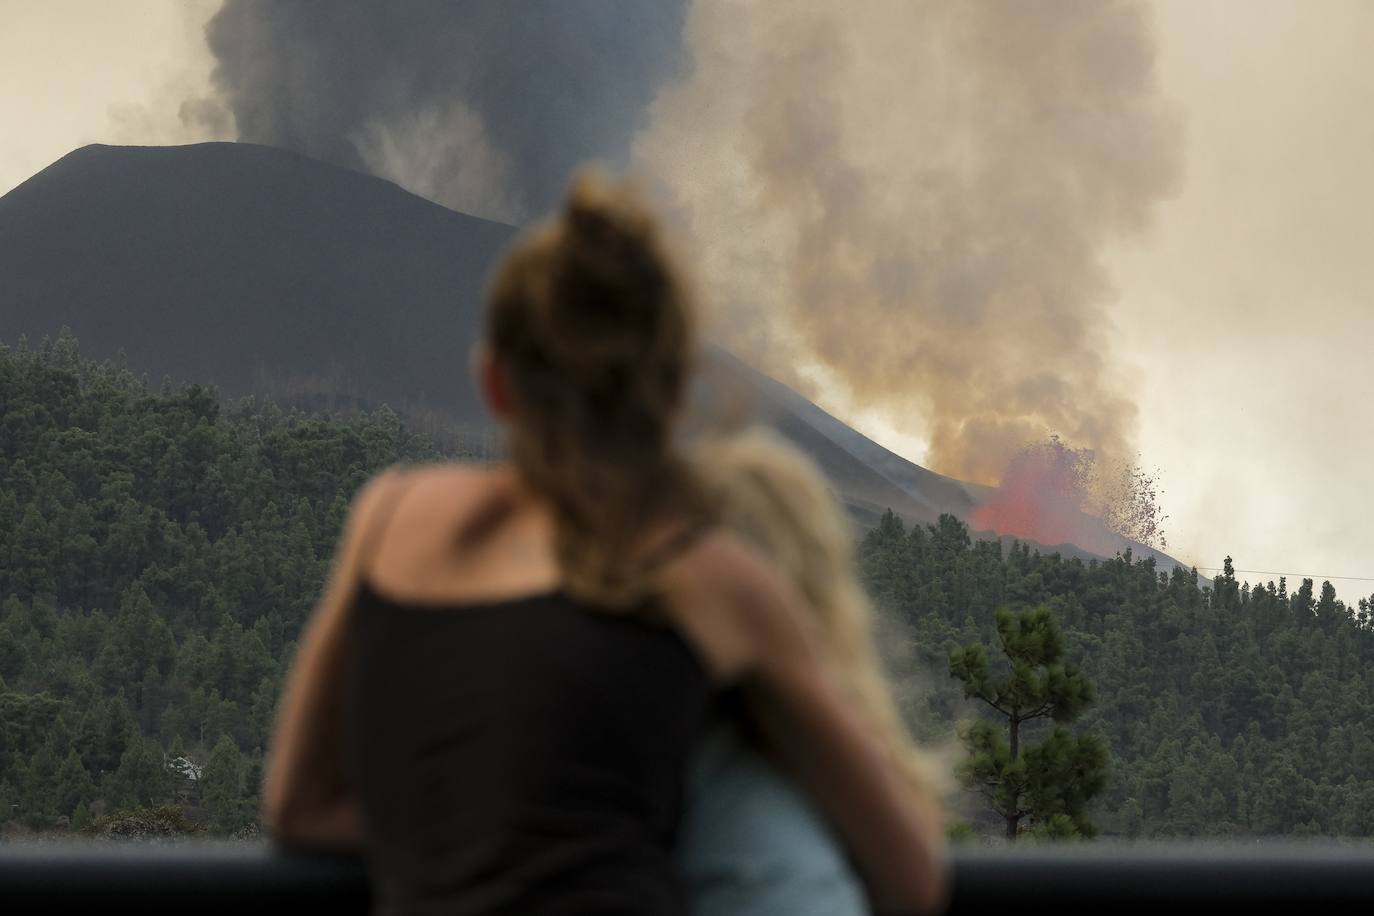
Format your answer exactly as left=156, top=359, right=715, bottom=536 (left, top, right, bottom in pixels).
left=690, top=427, right=937, bottom=794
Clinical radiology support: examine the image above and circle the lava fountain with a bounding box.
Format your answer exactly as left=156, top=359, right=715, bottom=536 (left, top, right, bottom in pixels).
left=972, top=436, right=1167, bottom=555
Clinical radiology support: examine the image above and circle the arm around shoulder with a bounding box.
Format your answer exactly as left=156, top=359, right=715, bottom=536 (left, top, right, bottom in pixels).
left=715, top=541, right=949, bottom=915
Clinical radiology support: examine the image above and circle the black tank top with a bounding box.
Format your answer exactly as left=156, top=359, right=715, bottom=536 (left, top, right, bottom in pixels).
left=345, top=580, right=712, bottom=916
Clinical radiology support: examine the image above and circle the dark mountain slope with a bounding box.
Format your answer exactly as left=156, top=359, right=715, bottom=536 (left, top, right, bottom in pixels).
left=0, top=142, right=938, bottom=525
left=0, top=142, right=1191, bottom=570
left=0, top=142, right=510, bottom=427
left=708, top=350, right=985, bottom=518
left=696, top=349, right=945, bottom=526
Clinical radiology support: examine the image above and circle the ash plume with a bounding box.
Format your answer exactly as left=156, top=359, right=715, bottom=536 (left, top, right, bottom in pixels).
left=636, top=0, right=1182, bottom=486
left=198, top=0, right=688, bottom=221
left=195, top=0, right=1183, bottom=534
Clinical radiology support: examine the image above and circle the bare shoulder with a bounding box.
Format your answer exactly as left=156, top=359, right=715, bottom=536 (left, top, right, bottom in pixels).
left=363, top=462, right=509, bottom=519
left=344, top=463, right=510, bottom=558
left=382, top=461, right=503, bottom=494
left=658, top=530, right=812, bottom=682
left=672, top=530, right=794, bottom=606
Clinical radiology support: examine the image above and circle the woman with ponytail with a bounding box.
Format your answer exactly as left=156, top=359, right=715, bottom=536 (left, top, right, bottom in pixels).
left=262, top=171, right=946, bottom=916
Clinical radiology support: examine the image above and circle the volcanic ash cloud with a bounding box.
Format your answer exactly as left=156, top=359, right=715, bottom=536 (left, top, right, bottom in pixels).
left=197, top=0, right=689, bottom=222
left=635, top=0, right=1183, bottom=486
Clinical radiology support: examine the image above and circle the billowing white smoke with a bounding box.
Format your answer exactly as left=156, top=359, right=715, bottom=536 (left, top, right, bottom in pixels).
left=635, top=0, right=1182, bottom=485
left=198, top=0, right=1183, bottom=496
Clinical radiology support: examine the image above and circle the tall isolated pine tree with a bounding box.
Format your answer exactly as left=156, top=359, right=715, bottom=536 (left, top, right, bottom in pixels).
left=949, top=606, right=1108, bottom=840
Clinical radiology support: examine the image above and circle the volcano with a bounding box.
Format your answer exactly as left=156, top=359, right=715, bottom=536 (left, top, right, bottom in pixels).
left=0, top=142, right=1184, bottom=569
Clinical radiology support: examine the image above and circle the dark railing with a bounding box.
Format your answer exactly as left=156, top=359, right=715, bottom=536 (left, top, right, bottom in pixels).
left=3, top=842, right=1374, bottom=914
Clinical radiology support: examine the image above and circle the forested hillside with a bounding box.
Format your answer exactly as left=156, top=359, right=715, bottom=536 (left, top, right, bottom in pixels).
left=0, top=334, right=454, bottom=833
left=859, top=512, right=1374, bottom=838
left=3, top=333, right=1373, bottom=838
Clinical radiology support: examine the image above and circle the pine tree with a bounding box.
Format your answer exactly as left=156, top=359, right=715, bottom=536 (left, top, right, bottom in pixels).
left=949, top=606, right=1108, bottom=839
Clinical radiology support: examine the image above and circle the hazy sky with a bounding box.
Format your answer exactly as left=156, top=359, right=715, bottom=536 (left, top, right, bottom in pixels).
left=1, top=1, right=1369, bottom=592
left=1107, top=0, right=1373, bottom=585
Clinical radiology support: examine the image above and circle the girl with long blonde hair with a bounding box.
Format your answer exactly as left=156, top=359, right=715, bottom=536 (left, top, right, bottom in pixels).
left=682, top=427, right=942, bottom=916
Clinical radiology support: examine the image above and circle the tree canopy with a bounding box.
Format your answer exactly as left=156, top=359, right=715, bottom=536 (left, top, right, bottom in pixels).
left=860, top=509, right=1374, bottom=840
left=0, top=333, right=459, bottom=832
left=3, top=333, right=1373, bottom=840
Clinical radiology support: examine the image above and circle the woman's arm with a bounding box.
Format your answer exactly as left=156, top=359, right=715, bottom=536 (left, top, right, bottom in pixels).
left=703, top=541, right=949, bottom=915
left=261, top=470, right=401, bottom=849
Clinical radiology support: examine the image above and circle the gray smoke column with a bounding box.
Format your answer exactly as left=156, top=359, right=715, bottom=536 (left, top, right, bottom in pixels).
left=200, top=0, right=688, bottom=221
left=637, top=0, right=1182, bottom=486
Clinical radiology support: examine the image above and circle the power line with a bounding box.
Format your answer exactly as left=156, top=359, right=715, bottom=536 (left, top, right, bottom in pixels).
left=1193, top=566, right=1374, bottom=585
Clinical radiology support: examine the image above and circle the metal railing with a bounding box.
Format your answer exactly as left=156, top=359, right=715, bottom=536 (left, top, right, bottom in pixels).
left=3, top=841, right=1374, bottom=914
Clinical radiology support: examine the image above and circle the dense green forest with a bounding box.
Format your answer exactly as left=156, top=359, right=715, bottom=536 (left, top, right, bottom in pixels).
left=859, top=512, right=1374, bottom=838
left=0, top=334, right=455, bottom=834
left=3, top=333, right=1373, bottom=839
